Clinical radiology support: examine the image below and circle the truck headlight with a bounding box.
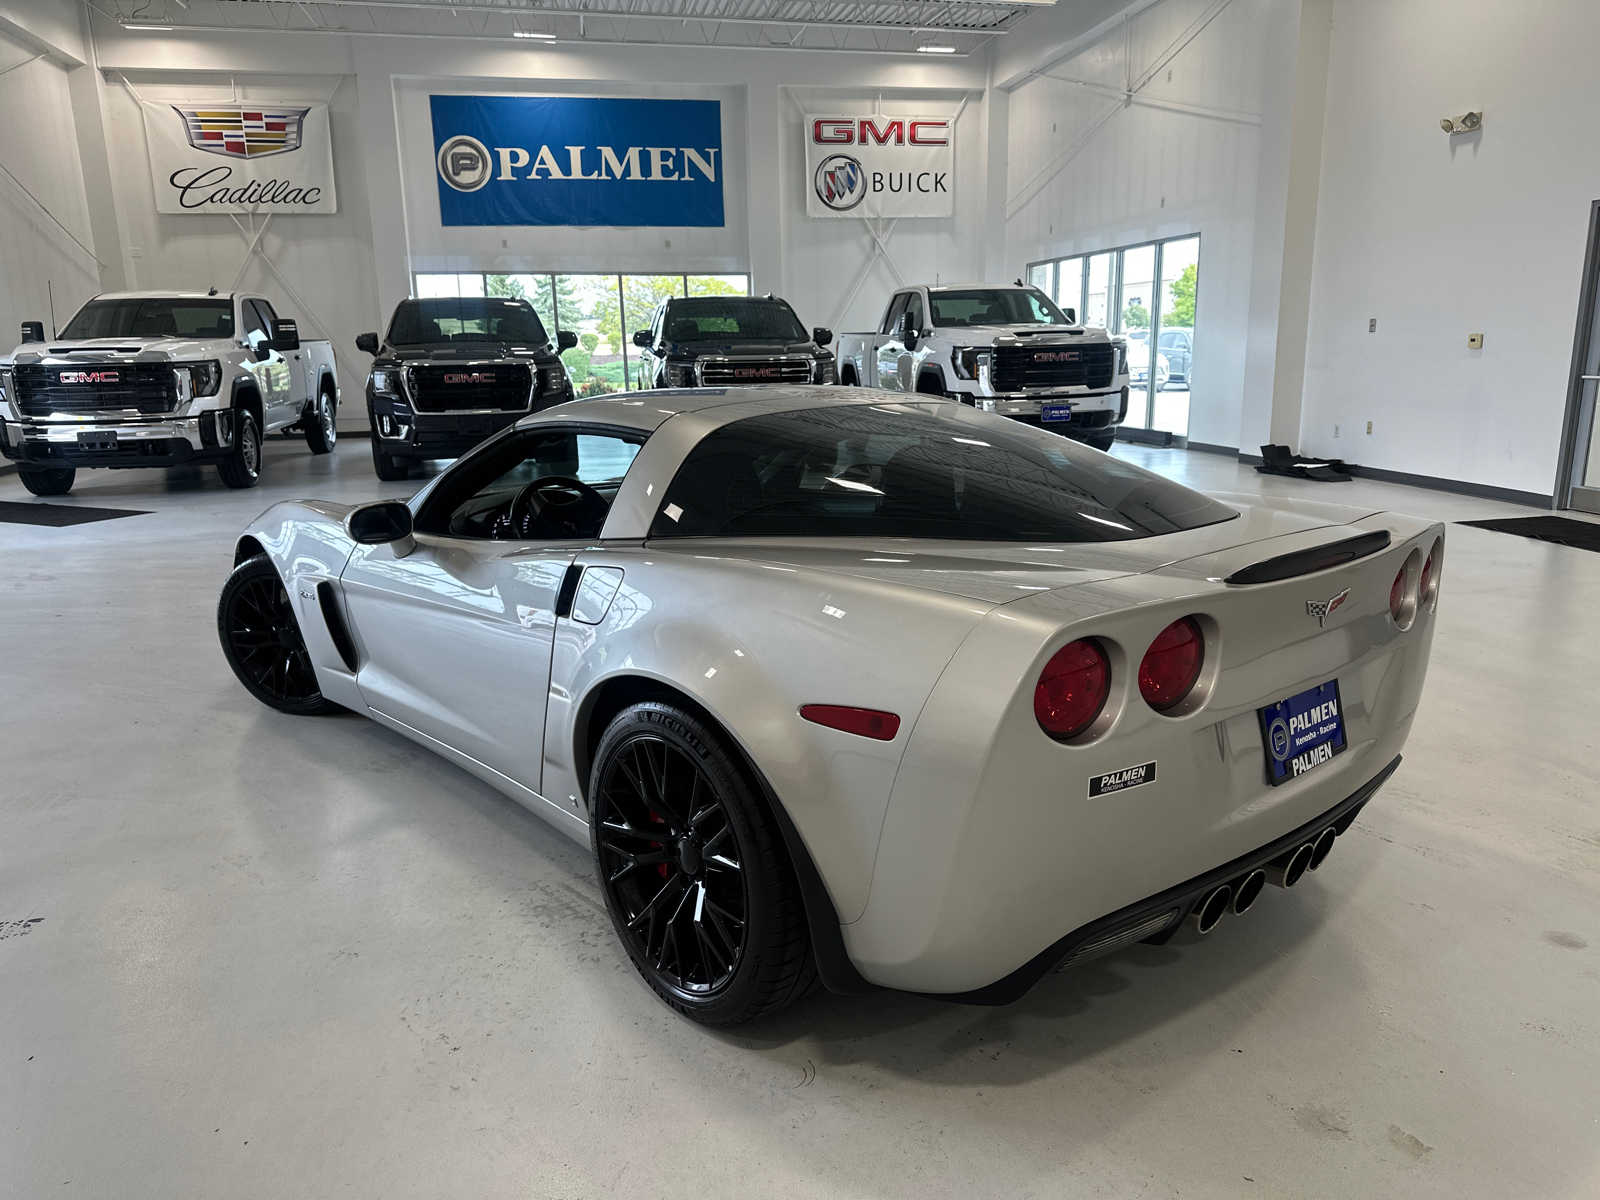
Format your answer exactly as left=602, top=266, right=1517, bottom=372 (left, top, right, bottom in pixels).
left=540, top=363, right=567, bottom=392
left=371, top=369, right=396, bottom=394
left=0, top=367, right=11, bottom=403
left=184, top=360, right=222, bottom=397
left=666, top=362, right=697, bottom=388
left=953, top=348, right=982, bottom=379
left=814, top=358, right=837, bottom=384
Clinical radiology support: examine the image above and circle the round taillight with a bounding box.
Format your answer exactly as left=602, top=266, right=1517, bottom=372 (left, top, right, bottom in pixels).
left=1389, top=567, right=1406, bottom=623
left=1035, top=639, right=1110, bottom=740
left=1139, top=617, right=1204, bottom=711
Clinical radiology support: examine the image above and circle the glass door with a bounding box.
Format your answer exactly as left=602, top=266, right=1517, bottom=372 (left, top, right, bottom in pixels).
left=1116, top=244, right=1156, bottom=427
left=1151, top=236, right=1200, bottom=436
left=1055, top=258, right=1084, bottom=323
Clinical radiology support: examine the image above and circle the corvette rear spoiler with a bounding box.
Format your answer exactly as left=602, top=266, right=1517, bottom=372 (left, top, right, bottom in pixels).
left=1223, top=529, right=1391, bottom=586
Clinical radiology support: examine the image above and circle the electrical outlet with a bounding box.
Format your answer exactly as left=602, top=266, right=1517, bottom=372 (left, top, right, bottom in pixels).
left=1366, top=421, right=1373, bottom=435
left=1334, top=424, right=1341, bottom=437
left=1468, top=333, right=1483, bottom=349
left=1369, top=318, right=1377, bottom=333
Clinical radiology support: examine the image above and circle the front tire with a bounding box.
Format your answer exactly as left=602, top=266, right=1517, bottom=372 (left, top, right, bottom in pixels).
left=305, top=386, right=337, bottom=454
left=371, top=434, right=410, bottom=481
left=18, top=465, right=75, bottom=496
left=216, top=409, right=262, bottom=489
left=217, top=554, right=342, bottom=715
left=591, top=701, right=817, bottom=1026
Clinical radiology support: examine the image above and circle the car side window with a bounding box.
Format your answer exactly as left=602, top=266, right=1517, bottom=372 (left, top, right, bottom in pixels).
left=241, top=301, right=270, bottom=351
left=254, top=298, right=279, bottom=327
left=881, top=292, right=910, bottom=336
left=904, top=293, right=925, bottom=335
left=415, top=426, right=646, bottom=541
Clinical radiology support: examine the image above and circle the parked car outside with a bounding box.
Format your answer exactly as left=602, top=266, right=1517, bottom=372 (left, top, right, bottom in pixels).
left=1124, top=339, right=1171, bottom=390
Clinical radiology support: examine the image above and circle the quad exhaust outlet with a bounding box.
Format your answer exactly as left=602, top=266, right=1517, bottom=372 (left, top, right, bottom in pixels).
left=1184, top=829, right=1339, bottom=934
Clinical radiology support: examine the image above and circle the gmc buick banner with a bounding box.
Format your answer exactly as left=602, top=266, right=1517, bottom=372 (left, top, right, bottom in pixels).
left=805, top=115, right=954, bottom=219
left=140, top=100, right=337, bottom=214
left=430, top=96, right=724, bottom=227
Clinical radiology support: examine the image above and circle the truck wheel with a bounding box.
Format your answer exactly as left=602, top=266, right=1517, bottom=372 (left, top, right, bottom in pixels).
left=217, top=410, right=262, bottom=489
left=915, top=373, right=948, bottom=398
left=840, top=365, right=858, bottom=387
left=18, top=465, right=75, bottom=496
left=304, top=385, right=337, bottom=455
left=371, top=437, right=410, bottom=482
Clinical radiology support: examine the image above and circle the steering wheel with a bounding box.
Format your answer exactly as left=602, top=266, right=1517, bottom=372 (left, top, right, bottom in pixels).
left=492, top=475, right=611, bottom=541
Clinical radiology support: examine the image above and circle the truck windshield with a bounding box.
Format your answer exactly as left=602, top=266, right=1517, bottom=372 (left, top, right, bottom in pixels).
left=649, top=403, right=1237, bottom=542
left=663, top=300, right=807, bottom=343
left=929, top=289, right=1069, bottom=328
left=388, top=298, right=548, bottom=346
left=60, top=298, right=234, bottom=340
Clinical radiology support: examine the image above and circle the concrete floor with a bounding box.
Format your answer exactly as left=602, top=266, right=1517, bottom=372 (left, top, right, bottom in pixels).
left=1, top=438, right=1597, bottom=1199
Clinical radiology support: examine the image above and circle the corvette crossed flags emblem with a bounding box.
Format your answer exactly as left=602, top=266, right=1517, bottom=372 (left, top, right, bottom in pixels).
left=1306, top=588, right=1351, bottom=627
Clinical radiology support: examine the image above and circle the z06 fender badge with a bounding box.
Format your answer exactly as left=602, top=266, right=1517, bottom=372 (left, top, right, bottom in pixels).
left=1306, top=587, right=1350, bottom=627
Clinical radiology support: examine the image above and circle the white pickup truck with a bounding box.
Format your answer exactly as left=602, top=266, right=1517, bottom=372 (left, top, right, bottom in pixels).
left=834, top=282, right=1129, bottom=450
left=0, top=290, right=338, bottom=496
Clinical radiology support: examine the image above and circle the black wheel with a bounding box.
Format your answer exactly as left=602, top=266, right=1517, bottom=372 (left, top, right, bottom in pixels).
left=217, top=409, right=262, bottom=489
left=840, top=365, right=858, bottom=387
left=305, top=386, right=337, bottom=454
left=17, top=465, right=75, bottom=496
left=591, top=702, right=816, bottom=1026
left=915, top=373, right=947, bottom=397
left=371, top=434, right=410, bottom=481
left=217, top=554, right=342, bottom=716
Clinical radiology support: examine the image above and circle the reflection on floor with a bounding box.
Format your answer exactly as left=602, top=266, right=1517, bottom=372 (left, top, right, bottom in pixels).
left=1, top=437, right=1596, bottom=1198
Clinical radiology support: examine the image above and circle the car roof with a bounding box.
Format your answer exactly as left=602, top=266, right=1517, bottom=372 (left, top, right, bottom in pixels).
left=927, top=282, right=1035, bottom=292
left=88, top=291, right=236, bottom=301
left=515, top=385, right=881, bottom=435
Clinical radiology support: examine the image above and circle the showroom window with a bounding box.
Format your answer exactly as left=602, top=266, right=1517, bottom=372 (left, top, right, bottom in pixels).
left=413, top=273, right=749, bottom=396
left=1027, top=235, right=1199, bottom=436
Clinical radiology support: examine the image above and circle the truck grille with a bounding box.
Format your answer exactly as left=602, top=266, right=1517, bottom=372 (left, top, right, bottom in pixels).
left=407, top=364, right=532, bottom=412
left=991, top=343, right=1115, bottom=392
left=698, top=358, right=813, bottom=387
left=13, top=363, right=178, bottom=416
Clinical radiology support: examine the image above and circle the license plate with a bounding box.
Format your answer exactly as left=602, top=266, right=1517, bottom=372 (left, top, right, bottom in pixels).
left=77, top=430, right=117, bottom=451
left=1258, top=679, right=1346, bottom=786
left=1041, top=403, right=1073, bottom=423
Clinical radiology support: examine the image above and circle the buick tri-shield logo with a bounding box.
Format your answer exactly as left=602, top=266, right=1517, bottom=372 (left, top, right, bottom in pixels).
left=174, top=107, right=308, bottom=159
left=438, top=135, right=493, bottom=192
left=814, top=154, right=865, bottom=212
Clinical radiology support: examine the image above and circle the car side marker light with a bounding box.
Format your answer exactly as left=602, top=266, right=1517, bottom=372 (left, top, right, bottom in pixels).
left=800, top=705, right=902, bottom=741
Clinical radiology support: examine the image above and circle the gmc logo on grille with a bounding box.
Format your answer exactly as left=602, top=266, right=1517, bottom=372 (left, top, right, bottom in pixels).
left=1032, top=352, right=1079, bottom=363
left=59, top=371, right=119, bottom=384
left=442, top=373, right=494, bottom=384
left=733, top=368, right=780, bottom=379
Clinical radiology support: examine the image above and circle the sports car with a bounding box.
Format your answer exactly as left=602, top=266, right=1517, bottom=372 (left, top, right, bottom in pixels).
left=218, top=386, right=1442, bottom=1025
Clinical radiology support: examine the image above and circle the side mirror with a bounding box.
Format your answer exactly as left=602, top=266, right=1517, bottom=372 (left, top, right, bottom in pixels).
left=271, top=318, right=300, bottom=352
left=557, top=329, right=578, bottom=351
left=903, top=326, right=920, bottom=353
left=1063, top=307, right=1077, bottom=325
left=632, top=329, right=652, bottom=349
left=347, top=500, right=414, bottom=548
left=813, top=327, right=833, bottom=346
left=355, top=331, right=379, bottom=355
left=20, top=320, right=44, bottom=344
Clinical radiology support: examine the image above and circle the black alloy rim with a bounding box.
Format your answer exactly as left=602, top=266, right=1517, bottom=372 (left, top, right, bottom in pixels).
left=597, top=735, right=748, bottom=996
left=228, top=575, right=320, bottom=702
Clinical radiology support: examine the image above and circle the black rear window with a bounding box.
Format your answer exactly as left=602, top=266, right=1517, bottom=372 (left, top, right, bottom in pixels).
left=663, top=299, right=807, bottom=343
left=389, top=298, right=548, bottom=346
left=649, top=403, right=1237, bottom=541
left=60, top=298, right=234, bottom=340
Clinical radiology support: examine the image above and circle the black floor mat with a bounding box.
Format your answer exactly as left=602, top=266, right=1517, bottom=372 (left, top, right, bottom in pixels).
left=0, top=500, right=151, bottom=527
left=1457, top=515, right=1600, bottom=552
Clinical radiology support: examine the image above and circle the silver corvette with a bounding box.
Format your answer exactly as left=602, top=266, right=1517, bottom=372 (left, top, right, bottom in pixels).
left=218, top=387, right=1442, bottom=1025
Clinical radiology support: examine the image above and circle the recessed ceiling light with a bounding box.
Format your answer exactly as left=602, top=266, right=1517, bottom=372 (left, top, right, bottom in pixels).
left=916, top=44, right=956, bottom=54
left=513, top=30, right=556, bottom=39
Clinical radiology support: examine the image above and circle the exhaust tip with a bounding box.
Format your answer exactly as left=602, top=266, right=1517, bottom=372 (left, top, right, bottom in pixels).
left=1231, top=868, right=1268, bottom=914
left=1308, top=826, right=1338, bottom=871
left=1189, top=884, right=1232, bottom=934
left=1265, top=842, right=1316, bottom=889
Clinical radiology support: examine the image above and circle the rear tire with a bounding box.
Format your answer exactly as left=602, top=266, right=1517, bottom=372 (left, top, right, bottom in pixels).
left=18, top=465, right=75, bottom=496
left=591, top=701, right=817, bottom=1026
left=216, top=554, right=342, bottom=716
left=304, top=386, right=337, bottom=455
left=216, top=409, right=262, bottom=489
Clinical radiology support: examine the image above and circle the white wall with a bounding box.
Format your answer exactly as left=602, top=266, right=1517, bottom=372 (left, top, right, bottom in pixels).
left=0, top=26, right=99, bottom=344
left=1296, top=0, right=1600, bottom=498
left=998, top=0, right=1273, bottom=449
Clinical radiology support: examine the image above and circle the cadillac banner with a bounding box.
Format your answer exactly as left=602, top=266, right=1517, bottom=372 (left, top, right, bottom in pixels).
left=430, top=95, right=724, bottom=227
left=140, top=100, right=337, bottom=214
left=805, top=115, right=954, bottom=219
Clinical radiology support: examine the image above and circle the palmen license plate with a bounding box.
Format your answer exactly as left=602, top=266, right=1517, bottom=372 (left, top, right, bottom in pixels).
left=1041, top=403, right=1073, bottom=424
left=1258, top=679, right=1346, bottom=786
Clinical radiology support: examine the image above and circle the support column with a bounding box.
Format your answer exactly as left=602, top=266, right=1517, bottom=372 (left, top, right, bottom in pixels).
left=745, top=83, right=784, bottom=296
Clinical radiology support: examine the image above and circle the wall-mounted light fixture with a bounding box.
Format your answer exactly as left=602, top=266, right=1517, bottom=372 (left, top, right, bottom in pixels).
left=1441, top=111, right=1483, bottom=135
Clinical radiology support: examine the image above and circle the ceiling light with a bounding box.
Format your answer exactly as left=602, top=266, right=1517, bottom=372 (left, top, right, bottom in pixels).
left=513, top=30, right=556, bottom=39
left=916, top=44, right=956, bottom=54
left=123, top=22, right=174, bottom=30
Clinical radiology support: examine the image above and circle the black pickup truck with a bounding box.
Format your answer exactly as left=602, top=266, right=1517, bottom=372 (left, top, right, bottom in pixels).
left=630, top=295, right=835, bottom=389
left=356, top=296, right=577, bottom=480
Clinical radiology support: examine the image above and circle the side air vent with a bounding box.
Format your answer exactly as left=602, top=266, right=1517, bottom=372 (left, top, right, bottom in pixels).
left=1225, top=530, right=1391, bottom=586
left=316, top=581, right=359, bottom=671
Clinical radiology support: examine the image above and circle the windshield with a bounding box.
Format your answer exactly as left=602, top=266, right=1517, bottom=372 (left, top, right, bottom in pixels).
left=650, top=403, right=1237, bottom=542
left=388, top=298, right=548, bottom=346
left=929, top=289, right=1069, bottom=328
left=663, top=299, right=808, bottom=343
left=60, top=298, right=234, bottom=340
